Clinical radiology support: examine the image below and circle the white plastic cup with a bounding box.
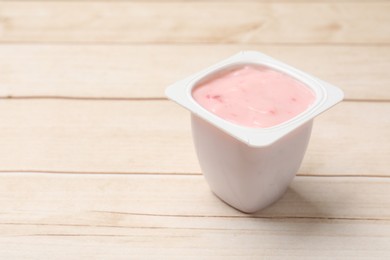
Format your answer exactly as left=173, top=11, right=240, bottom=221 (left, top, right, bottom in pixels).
left=166, top=51, right=344, bottom=213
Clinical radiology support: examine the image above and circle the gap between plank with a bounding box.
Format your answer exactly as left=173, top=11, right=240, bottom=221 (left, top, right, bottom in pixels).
left=0, top=96, right=166, bottom=101
left=1, top=0, right=389, bottom=3
left=0, top=96, right=389, bottom=103
left=93, top=210, right=390, bottom=222
left=0, top=170, right=389, bottom=179
left=1, top=211, right=389, bottom=225
left=0, top=42, right=390, bottom=46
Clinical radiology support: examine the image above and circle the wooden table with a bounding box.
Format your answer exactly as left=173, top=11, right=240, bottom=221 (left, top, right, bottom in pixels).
left=0, top=0, right=389, bottom=258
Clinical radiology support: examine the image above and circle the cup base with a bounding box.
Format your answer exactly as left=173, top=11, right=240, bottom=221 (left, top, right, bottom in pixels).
left=210, top=186, right=289, bottom=214
left=191, top=114, right=313, bottom=213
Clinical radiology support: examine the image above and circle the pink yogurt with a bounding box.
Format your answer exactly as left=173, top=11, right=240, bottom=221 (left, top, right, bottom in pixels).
left=192, top=65, right=316, bottom=128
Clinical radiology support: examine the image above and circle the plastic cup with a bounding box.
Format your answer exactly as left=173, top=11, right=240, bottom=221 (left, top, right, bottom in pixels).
left=166, top=51, right=343, bottom=213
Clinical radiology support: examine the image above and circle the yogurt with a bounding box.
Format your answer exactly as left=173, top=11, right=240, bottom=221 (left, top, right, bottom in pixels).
left=192, top=65, right=316, bottom=128
left=166, top=51, right=343, bottom=213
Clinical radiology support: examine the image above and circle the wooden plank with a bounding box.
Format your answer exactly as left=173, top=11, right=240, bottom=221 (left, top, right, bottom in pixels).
left=0, top=44, right=389, bottom=100
left=0, top=174, right=389, bottom=219
left=0, top=232, right=388, bottom=260
left=0, top=100, right=388, bottom=176
left=4, top=0, right=387, bottom=2
left=0, top=2, right=389, bottom=43
left=301, top=101, right=390, bottom=176
left=0, top=173, right=389, bottom=259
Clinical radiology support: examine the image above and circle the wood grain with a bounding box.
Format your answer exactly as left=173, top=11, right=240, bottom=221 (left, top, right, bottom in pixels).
left=3, top=0, right=387, bottom=2
left=0, top=100, right=388, bottom=175
left=0, top=231, right=388, bottom=259
left=0, top=44, right=389, bottom=100
left=0, top=173, right=389, bottom=259
left=1, top=173, right=389, bottom=219
left=0, top=2, right=389, bottom=43
left=0, top=0, right=388, bottom=258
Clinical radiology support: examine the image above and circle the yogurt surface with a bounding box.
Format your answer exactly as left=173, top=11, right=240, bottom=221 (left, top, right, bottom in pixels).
left=192, top=65, right=316, bottom=128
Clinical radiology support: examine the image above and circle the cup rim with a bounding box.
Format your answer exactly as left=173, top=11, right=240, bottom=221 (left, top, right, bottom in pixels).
left=166, top=51, right=344, bottom=147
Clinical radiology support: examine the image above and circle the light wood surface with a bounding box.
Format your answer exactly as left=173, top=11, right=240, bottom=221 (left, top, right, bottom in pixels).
left=0, top=100, right=389, bottom=176
left=0, top=0, right=389, bottom=258
left=0, top=44, right=389, bottom=100
left=0, top=2, right=390, bottom=44
left=1, top=174, right=390, bottom=259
